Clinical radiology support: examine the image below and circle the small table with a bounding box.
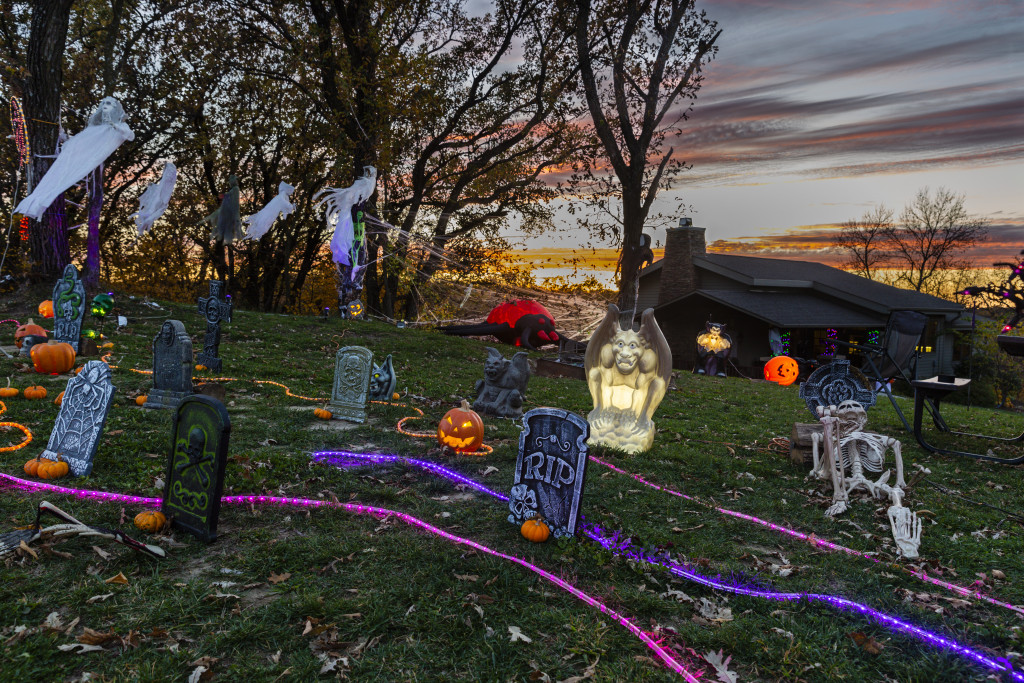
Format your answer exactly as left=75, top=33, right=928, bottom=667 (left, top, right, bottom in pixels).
left=912, top=376, right=1024, bottom=464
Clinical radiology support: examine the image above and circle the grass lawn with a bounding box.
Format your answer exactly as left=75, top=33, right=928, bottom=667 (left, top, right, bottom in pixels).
left=1, top=291, right=1022, bottom=682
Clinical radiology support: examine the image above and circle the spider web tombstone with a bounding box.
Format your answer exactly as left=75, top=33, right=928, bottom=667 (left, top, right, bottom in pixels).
left=52, top=264, right=86, bottom=351
left=507, top=408, right=590, bottom=538
left=798, top=360, right=876, bottom=420
left=41, top=360, right=116, bottom=476
left=162, top=395, right=230, bottom=542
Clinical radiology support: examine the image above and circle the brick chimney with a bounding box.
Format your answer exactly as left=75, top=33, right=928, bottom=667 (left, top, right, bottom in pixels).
left=658, top=218, right=706, bottom=305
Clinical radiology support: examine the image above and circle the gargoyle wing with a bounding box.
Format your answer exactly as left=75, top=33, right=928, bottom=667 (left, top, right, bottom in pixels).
left=639, top=306, right=672, bottom=392
left=584, top=303, right=620, bottom=373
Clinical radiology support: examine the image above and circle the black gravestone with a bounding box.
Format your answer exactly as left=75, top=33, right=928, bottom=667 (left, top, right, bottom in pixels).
left=798, top=359, right=877, bottom=420
left=507, top=408, right=589, bottom=538
left=52, top=264, right=86, bottom=351
left=145, top=320, right=193, bottom=410
left=42, top=360, right=116, bottom=476
left=162, top=395, right=230, bottom=542
left=196, top=280, right=232, bottom=372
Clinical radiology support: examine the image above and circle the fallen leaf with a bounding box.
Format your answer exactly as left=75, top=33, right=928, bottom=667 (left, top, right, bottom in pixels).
left=508, top=625, right=532, bottom=643
left=849, top=632, right=885, bottom=654
left=86, top=594, right=114, bottom=604
left=58, top=643, right=105, bottom=654
left=77, top=628, right=120, bottom=646
left=454, top=573, right=479, bottom=582
left=186, top=665, right=207, bottom=683
left=703, top=649, right=738, bottom=683
left=268, top=572, right=291, bottom=585
left=92, top=546, right=112, bottom=561
left=107, top=430, right=124, bottom=436
left=205, top=590, right=240, bottom=601
left=104, top=572, right=129, bottom=585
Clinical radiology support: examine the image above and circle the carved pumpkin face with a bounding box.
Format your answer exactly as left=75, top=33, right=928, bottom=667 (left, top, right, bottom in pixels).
left=437, top=400, right=485, bottom=453
left=763, top=355, right=799, bottom=386
left=14, top=320, right=46, bottom=348
left=38, top=300, right=54, bottom=318
left=348, top=300, right=364, bottom=318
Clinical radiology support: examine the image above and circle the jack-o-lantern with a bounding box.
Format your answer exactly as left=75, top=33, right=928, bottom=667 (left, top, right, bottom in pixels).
left=764, top=355, right=799, bottom=386
left=38, top=300, right=54, bottom=318
left=437, top=400, right=485, bottom=453
left=14, top=320, right=46, bottom=348
left=347, top=300, right=364, bottom=318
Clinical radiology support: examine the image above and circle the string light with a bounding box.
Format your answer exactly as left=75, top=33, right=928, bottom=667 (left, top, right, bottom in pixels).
left=9, top=96, right=29, bottom=168
left=0, top=400, right=33, bottom=453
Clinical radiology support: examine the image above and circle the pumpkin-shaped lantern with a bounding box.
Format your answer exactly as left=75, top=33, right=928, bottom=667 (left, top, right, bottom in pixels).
left=14, top=320, right=46, bottom=348
left=437, top=400, right=485, bottom=453
left=31, top=340, right=76, bottom=375
left=134, top=510, right=166, bottom=533
left=521, top=517, right=550, bottom=543
left=38, top=300, right=54, bottom=318
left=763, top=355, right=799, bottom=386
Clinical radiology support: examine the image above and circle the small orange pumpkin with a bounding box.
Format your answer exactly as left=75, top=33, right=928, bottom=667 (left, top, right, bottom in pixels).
left=37, top=457, right=69, bottom=479
left=24, top=386, right=47, bottom=400
left=314, top=407, right=333, bottom=419
left=437, top=400, right=485, bottom=454
left=24, top=456, right=43, bottom=476
left=136, top=395, right=148, bottom=406
left=54, top=390, right=65, bottom=405
left=31, top=341, right=76, bottom=375
left=0, top=379, right=17, bottom=398
left=38, top=300, right=54, bottom=318
left=14, top=320, right=46, bottom=348
left=134, top=510, right=166, bottom=533
left=195, top=364, right=208, bottom=371
left=763, top=355, right=799, bottom=386
left=521, top=517, right=550, bottom=543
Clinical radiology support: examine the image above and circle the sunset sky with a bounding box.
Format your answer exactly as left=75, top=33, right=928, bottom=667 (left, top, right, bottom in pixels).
left=527, top=0, right=1023, bottom=282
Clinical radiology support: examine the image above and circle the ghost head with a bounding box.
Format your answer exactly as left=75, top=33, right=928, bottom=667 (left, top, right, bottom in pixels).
left=88, top=97, right=126, bottom=127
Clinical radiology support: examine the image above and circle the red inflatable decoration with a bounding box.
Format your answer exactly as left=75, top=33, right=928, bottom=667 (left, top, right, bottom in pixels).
left=441, top=300, right=559, bottom=350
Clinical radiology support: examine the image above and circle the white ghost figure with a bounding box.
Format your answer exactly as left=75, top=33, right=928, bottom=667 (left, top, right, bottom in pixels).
left=133, top=161, right=177, bottom=235
left=314, top=166, right=376, bottom=266
left=243, top=181, right=296, bottom=240
left=16, top=97, right=135, bottom=220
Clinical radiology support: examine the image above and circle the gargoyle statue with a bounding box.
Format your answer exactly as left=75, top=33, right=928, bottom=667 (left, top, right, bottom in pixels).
left=474, top=347, right=530, bottom=418
left=369, top=354, right=397, bottom=402
left=584, top=304, right=672, bottom=454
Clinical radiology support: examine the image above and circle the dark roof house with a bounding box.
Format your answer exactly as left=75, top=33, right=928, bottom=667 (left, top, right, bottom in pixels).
left=637, top=221, right=967, bottom=375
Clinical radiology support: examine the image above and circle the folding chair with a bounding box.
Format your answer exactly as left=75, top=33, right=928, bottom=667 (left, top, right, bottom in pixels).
left=835, top=310, right=928, bottom=432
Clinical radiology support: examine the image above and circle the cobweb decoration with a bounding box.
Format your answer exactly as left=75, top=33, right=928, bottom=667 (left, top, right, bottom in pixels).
left=9, top=96, right=29, bottom=168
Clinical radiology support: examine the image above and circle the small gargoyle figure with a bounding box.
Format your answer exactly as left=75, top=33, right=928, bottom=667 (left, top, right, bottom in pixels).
left=368, top=354, right=397, bottom=402
left=474, top=347, right=530, bottom=418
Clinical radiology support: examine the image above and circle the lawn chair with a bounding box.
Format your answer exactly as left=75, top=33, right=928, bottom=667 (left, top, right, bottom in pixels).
left=834, top=310, right=928, bottom=432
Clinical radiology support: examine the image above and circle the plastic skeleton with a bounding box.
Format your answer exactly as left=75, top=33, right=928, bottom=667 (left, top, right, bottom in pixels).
left=812, top=400, right=921, bottom=558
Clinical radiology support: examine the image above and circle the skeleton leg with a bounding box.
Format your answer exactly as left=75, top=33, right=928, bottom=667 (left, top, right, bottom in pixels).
left=819, top=408, right=849, bottom=517
left=890, top=437, right=906, bottom=488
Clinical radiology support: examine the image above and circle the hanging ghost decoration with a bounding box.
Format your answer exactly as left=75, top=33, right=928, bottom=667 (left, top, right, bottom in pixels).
left=16, top=97, right=135, bottom=220
left=201, top=175, right=243, bottom=243
left=315, top=166, right=377, bottom=269
left=243, top=181, right=295, bottom=240
left=133, top=162, right=177, bottom=235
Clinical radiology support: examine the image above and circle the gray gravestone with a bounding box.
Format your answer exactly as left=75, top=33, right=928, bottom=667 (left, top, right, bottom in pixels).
left=507, top=408, right=589, bottom=538
left=474, top=347, right=530, bottom=418
left=162, top=395, right=230, bottom=543
left=52, top=264, right=86, bottom=351
left=798, top=359, right=876, bottom=420
left=368, top=354, right=397, bottom=402
left=196, top=280, right=232, bottom=372
left=329, top=346, right=373, bottom=422
left=145, top=320, right=193, bottom=410
left=42, top=360, right=117, bottom=476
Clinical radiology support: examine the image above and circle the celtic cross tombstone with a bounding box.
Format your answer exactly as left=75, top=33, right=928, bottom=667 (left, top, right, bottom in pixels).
left=507, top=408, right=590, bottom=538
left=52, top=264, right=86, bottom=351
left=196, top=280, right=232, bottom=372
left=329, top=346, right=373, bottom=422
left=798, top=359, right=876, bottom=420
left=162, top=395, right=230, bottom=542
left=145, top=320, right=193, bottom=410
left=42, top=360, right=117, bottom=476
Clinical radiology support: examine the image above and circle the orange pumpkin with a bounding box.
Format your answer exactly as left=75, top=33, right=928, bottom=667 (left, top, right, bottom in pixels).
left=763, top=355, right=799, bottom=386
left=24, top=386, right=47, bottom=400
left=314, top=407, right=333, bottom=419
left=134, top=510, right=166, bottom=533
left=521, top=517, right=550, bottom=543
left=14, top=320, right=46, bottom=348
left=0, top=379, right=17, bottom=398
left=54, top=391, right=65, bottom=405
left=437, top=400, right=485, bottom=453
left=37, top=458, right=69, bottom=479
left=24, top=456, right=43, bottom=476
left=31, top=341, right=76, bottom=375
left=136, top=395, right=148, bottom=406
left=38, top=300, right=54, bottom=318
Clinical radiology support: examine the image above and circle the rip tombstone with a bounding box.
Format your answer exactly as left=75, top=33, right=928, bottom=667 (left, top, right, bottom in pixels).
left=507, top=408, right=590, bottom=538
left=329, top=346, right=373, bottom=422
left=145, top=320, right=193, bottom=410
left=52, top=264, right=86, bottom=351
left=42, top=360, right=116, bottom=476
left=162, top=395, right=230, bottom=542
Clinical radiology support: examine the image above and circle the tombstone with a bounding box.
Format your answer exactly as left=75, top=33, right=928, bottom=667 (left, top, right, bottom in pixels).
left=329, top=346, right=373, bottom=422
left=368, top=354, right=397, bottom=402
left=145, top=320, right=193, bottom=410
left=52, top=264, right=86, bottom=351
left=196, top=280, right=232, bottom=372
left=41, top=361, right=117, bottom=476
left=798, top=360, right=876, bottom=420
left=507, top=408, right=590, bottom=538
left=162, top=395, right=230, bottom=542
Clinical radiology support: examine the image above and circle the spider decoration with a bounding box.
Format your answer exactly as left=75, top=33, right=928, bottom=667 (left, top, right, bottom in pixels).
left=963, top=250, right=1024, bottom=332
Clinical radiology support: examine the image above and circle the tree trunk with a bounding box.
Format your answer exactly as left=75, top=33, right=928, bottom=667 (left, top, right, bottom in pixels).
left=25, top=0, right=75, bottom=281
left=84, top=164, right=102, bottom=288
left=617, top=187, right=645, bottom=320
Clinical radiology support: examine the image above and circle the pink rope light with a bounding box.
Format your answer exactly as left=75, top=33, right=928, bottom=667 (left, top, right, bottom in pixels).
left=588, top=456, right=1024, bottom=617
left=0, top=473, right=699, bottom=681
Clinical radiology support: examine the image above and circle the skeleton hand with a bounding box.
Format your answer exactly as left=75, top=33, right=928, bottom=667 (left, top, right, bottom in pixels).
left=888, top=505, right=922, bottom=559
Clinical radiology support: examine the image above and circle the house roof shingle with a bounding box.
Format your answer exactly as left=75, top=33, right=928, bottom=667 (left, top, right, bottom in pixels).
left=658, top=289, right=887, bottom=328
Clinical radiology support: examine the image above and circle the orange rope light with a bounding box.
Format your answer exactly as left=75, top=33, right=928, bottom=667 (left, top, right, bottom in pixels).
left=0, top=401, right=33, bottom=453
left=388, top=401, right=493, bottom=455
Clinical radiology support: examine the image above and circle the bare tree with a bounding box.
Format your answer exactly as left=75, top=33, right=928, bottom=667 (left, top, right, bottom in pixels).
left=573, top=0, right=720, bottom=314
left=885, top=187, right=988, bottom=294
left=834, top=205, right=893, bottom=280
